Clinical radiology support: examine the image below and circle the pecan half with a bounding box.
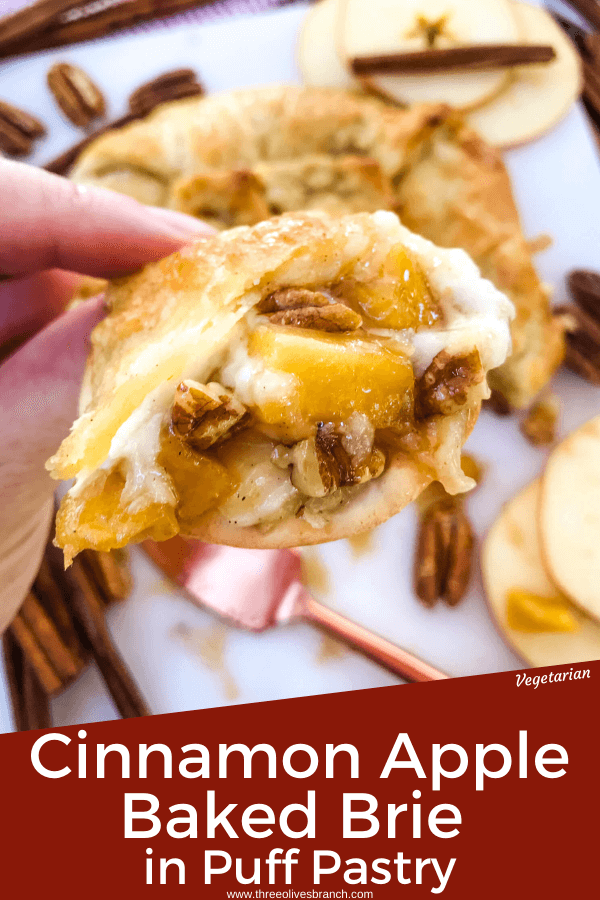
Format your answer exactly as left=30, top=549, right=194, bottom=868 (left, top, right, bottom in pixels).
left=269, top=303, right=362, bottom=332
left=171, top=380, right=249, bottom=450
left=128, top=69, right=204, bottom=118
left=483, top=388, right=512, bottom=416
left=555, top=303, right=600, bottom=386
left=289, top=423, right=385, bottom=497
left=568, top=269, right=600, bottom=322
left=289, top=439, right=338, bottom=497
left=47, top=63, right=106, bottom=128
left=415, top=349, right=483, bottom=419
left=414, top=499, right=474, bottom=607
left=0, top=99, right=46, bottom=157
left=258, top=287, right=362, bottom=332
left=443, top=505, right=475, bottom=607
left=315, top=422, right=357, bottom=489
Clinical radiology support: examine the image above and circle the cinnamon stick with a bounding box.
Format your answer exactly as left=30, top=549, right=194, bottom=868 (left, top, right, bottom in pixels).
left=3, top=538, right=138, bottom=731
left=34, top=555, right=86, bottom=656
left=586, top=31, right=600, bottom=62
left=0, top=0, right=216, bottom=61
left=9, top=611, right=63, bottom=695
left=0, top=0, right=70, bottom=46
left=19, top=592, right=82, bottom=684
left=3, top=632, right=28, bottom=731
left=4, top=640, right=54, bottom=732
left=79, top=549, right=132, bottom=605
left=583, top=59, right=600, bottom=118
left=551, top=11, right=600, bottom=143
left=21, top=656, right=52, bottom=730
left=70, top=558, right=149, bottom=719
left=551, top=12, right=589, bottom=56
left=564, top=0, right=600, bottom=32
left=351, top=44, right=556, bottom=76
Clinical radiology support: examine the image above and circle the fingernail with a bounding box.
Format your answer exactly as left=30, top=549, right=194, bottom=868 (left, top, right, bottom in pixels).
left=143, top=206, right=215, bottom=238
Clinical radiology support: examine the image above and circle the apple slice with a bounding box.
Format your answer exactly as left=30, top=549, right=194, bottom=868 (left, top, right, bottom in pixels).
left=467, top=2, right=582, bottom=147
left=341, top=0, right=520, bottom=110
left=482, top=480, right=600, bottom=667
left=298, top=0, right=354, bottom=89
left=540, top=414, right=600, bottom=623
left=247, top=325, right=413, bottom=441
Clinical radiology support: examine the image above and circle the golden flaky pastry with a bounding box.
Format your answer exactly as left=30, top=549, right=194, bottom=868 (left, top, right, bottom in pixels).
left=70, top=86, right=563, bottom=407
left=48, top=211, right=512, bottom=562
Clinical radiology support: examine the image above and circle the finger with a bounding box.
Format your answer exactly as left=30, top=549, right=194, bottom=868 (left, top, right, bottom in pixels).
left=0, top=159, right=213, bottom=278
left=0, top=499, right=54, bottom=634
left=0, top=296, right=106, bottom=497
left=0, top=270, right=85, bottom=353
left=0, top=298, right=106, bottom=629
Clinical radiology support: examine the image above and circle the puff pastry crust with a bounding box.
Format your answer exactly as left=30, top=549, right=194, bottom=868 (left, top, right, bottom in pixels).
left=49, top=211, right=512, bottom=560
left=70, top=86, right=563, bottom=406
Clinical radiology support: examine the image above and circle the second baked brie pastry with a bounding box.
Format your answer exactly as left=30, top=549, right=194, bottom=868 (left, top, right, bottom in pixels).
left=69, top=86, right=564, bottom=407
left=48, top=211, right=512, bottom=562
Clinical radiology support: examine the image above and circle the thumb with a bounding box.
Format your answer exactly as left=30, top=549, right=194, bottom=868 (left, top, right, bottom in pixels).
left=0, top=297, right=105, bottom=631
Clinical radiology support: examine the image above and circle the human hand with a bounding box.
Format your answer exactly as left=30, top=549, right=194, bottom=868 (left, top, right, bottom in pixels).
left=0, top=159, right=213, bottom=632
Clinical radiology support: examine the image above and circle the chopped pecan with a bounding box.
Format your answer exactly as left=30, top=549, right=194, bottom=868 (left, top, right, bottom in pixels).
left=568, top=269, right=600, bottom=323
left=47, top=63, right=106, bottom=128
left=171, top=380, right=249, bottom=450
left=0, top=99, right=46, bottom=157
left=414, top=499, right=474, bottom=607
left=289, top=439, right=337, bottom=497
left=483, top=388, right=512, bottom=416
left=289, top=423, right=385, bottom=497
left=555, top=303, right=600, bottom=385
left=269, top=303, right=362, bottom=332
left=519, top=395, right=559, bottom=447
left=415, top=349, right=483, bottom=419
left=315, top=422, right=357, bottom=489
left=257, top=288, right=331, bottom=313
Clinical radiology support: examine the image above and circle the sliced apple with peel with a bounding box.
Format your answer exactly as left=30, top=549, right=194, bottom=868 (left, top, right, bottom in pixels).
left=341, top=0, right=520, bottom=110
left=482, top=479, right=600, bottom=667
left=467, top=2, right=582, bottom=147
left=540, top=415, right=600, bottom=624
left=298, top=0, right=354, bottom=89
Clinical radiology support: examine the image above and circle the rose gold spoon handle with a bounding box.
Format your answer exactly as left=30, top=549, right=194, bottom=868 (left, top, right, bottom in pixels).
left=302, top=595, right=448, bottom=683
left=141, top=538, right=447, bottom=683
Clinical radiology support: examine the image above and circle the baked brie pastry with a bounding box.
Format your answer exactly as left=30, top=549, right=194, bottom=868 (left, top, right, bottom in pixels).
left=48, top=211, right=512, bottom=562
left=69, top=86, right=563, bottom=407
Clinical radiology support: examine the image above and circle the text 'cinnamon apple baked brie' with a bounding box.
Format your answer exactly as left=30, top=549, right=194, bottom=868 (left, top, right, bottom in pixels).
left=48, top=212, right=512, bottom=562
